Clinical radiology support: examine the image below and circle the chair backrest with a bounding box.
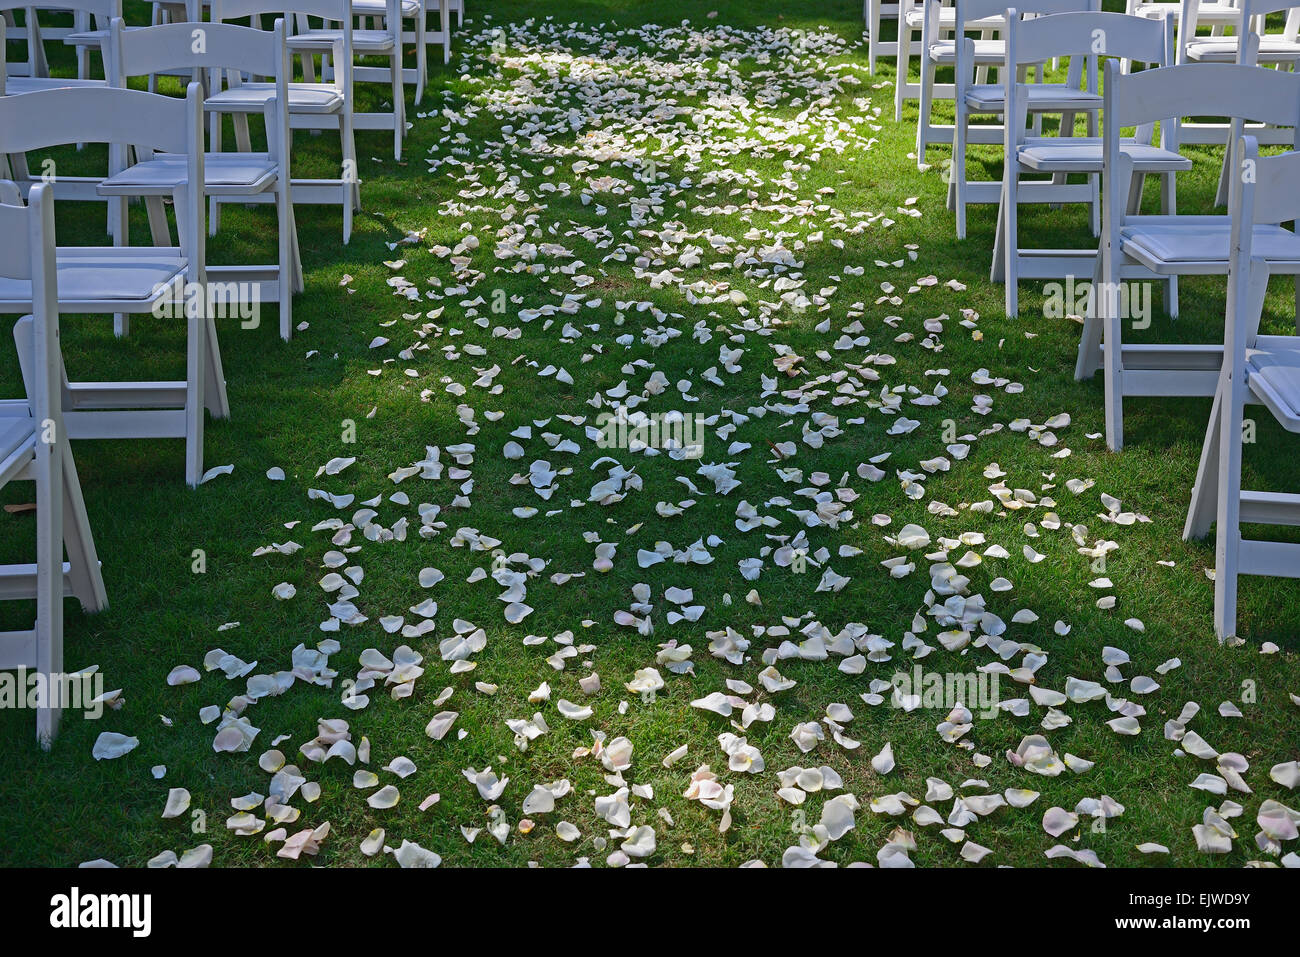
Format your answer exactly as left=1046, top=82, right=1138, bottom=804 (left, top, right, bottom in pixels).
left=210, top=0, right=352, bottom=98
left=1103, top=59, right=1300, bottom=140
left=211, top=0, right=347, bottom=19
left=1004, top=11, right=1173, bottom=154
left=1224, top=137, right=1300, bottom=367
left=950, top=0, right=1100, bottom=98
left=106, top=17, right=292, bottom=166
left=0, top=183, right=59, bottom=442
left=1006, top=7, right=1173, bottom=66
left=0, top=0, right=123, bottom=77
left=107, top=17, right=288, bottom=84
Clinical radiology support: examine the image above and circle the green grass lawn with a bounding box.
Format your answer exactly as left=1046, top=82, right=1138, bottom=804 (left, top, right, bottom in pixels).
left=0, top=0, right=1297, bottom=868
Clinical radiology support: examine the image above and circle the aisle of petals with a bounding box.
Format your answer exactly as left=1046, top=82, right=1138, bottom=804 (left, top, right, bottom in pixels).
left=85, top=17, right=1300, bottom=869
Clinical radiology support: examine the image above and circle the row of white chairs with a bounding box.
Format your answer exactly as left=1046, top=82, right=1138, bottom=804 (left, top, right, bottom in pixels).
left=898, top=0, right=1300, bottom=638
left=0, top=0, right=461, bottom=743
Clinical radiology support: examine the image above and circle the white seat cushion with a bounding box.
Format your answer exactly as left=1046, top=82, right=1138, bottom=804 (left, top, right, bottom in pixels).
left=351, top=0, right=422, bottom=14
left=205, top=82, right=344, bottom=114
left=0, top=248, right=186, bottom=307
left=905, top=10, right=1002, bottom=28
left=1017, top=137, right=1190, bottom=173
left=100, top=153, right=279, bottom=195
left=1185, top=36, right=1300, bottom=63
left=4, top=76, right=107, bottom=94
left=928, top=39, right=1005, bottom=63
left=1121, top=222, right=1300, bottom=266
left=966, top=83, right=1100, bottom=112
left=0, top=417, right=36, bottom=478
left=287, top=28, right=396, bottom=53
left=1136, top=1, right=1239, bottom=19
left=1248, top=340, right=1300, bottom=431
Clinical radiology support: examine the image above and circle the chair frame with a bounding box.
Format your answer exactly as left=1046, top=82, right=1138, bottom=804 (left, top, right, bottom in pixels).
left=994, top=8, right=1186, bottom=316
left=1075, top=60, right=1300, bottom=450
left=105, top=15, right=303, bottom=340
left=208, top=0, right=361, bottom=243
left=0, top=84, right=223, bottom=486
left=946, top=0, right=1103, bottom=237
left=0, top=182, right=108, bottom=747
left=1183, top=136, right=1300, bottom=639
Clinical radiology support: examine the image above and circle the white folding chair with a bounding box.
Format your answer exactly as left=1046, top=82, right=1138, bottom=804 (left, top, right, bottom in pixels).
left=104, top=16, right=303, bottom=340
left=1130, top=0, right=1244, bottom=66
left=0, top=0, right=115, bottom=95
left=1075, top=61, right=1300, bottom=451
left=1184, top=0, right=1300, bottom=204
left=914, top=0, right=1011, bottom=164
left=207, top=0, right=360, bottom=243
left=1183, top=137, right=1300, bottom=639
left=353, top=0, right=426, bottom=104
left=0, top=85, right=224, bottom=486
left=1184, top=0, right=1300, bottom=63
left=0, top=182, right=108, bottom=747
left=994, top=8, right=1188, bottom=315
left=0, top=1, right=116, bottom=227
left=0, top=6, right=80, bottom=79
left=285, top=0, right=406, bottom=160
left=947, top=0, right=1102, bottom=238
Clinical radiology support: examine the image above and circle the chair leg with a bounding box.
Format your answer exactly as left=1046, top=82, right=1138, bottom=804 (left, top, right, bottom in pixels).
left=1102, top=272, right=1126, bottom=451
left=184, top=303, right=207, bottom=489
left=442, top=0, right=451, bottom=64
left=950, top=109, right=967, bottom=238
left=34, top=431, right=65, bottom=750
left=60, top=445, right=107, bottom=613
left=392, top=52, right=405, bottom=160
left=414, top=16, right=427, bottom=105
left=342, top=114, right=358, bottom=244
left=869, top=0, right=881, bottom=74
left=112, top=193, right=130, bottom=339
left=915, top=55, right=935, bottom=168
left=209, top=112, right=224, bottom=235
left=288, top=202, right=305, bottom=294
left=1214, top=146, right=1232, bottom=207
left=278, top=187, right=294, bottom=341
left=1213, top=374, right=1245, bottom=641
left=1184, top=383, right=1223, bottom=542
left=895, top=25, right=911, bottom=122
left=1075, top=254, right=1105, bottom=380
left=203, top=311, right=229, bottom=421
left=1001, top=176, right=1019, bottom=317
left=1089, top=172, right=1100, bottom=238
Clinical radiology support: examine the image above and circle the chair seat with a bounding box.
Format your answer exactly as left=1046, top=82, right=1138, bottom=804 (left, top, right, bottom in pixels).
left=1248, top=339, right=1300, bottom=431
left=966, top=83, right=1100, bottom=112
left=1017, top=137, right=1191, bottom=173
left=0, top=248, right=187, bottom=309
left=99, top=153, right=279, bottom=196
left=0, top=417, right=36, bottom=477
left=905, top=10, right=1003, bottom=28
left=352, top=0, right=422, bottom=14
left=205, top=82, right=343, bottom=114
left=1121, top=220, right=1300, bottom=268
left=287, top=29, right=396, bottom=53
left=1135, top=1, right=1240, bottom=20
left=1185, top=37, right=1300, bottom=63
left=3, top=76, right=107, bottom=94
left=928, top=38, right=1006, bottom=63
